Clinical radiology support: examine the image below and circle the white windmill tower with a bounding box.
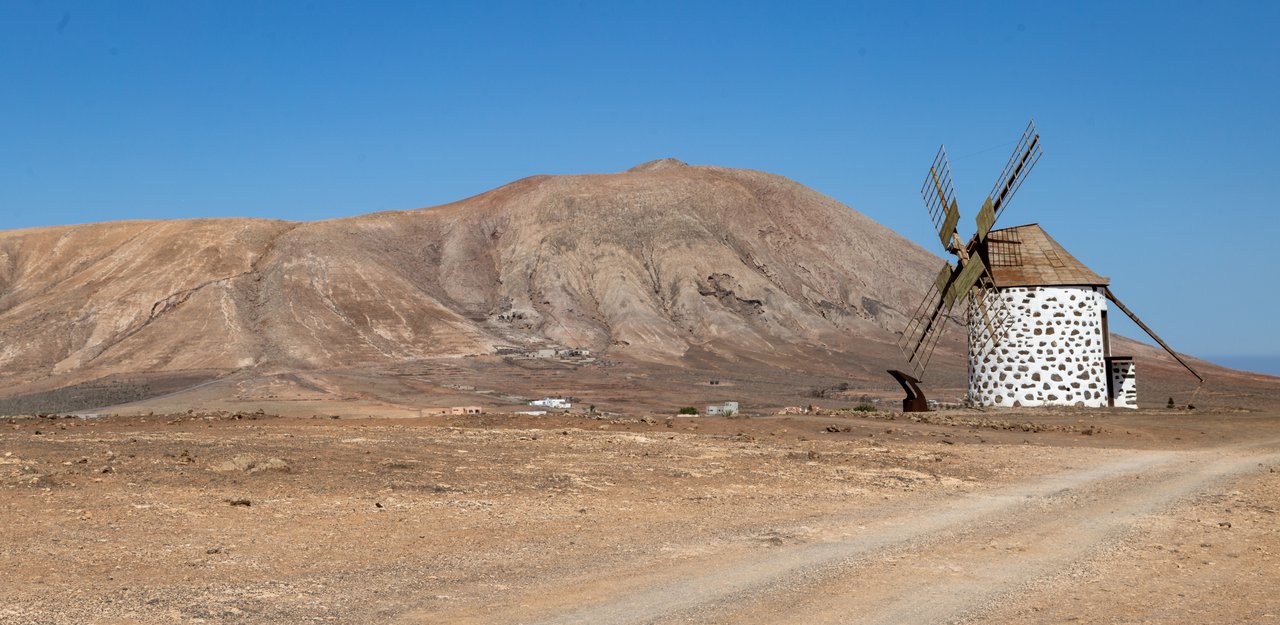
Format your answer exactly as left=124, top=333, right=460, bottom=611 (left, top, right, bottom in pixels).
left=899, top=120, right=1202, bottom=408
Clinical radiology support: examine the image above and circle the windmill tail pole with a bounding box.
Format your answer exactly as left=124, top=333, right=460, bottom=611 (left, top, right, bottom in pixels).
left=1104, top=287, right=1205, bottom=384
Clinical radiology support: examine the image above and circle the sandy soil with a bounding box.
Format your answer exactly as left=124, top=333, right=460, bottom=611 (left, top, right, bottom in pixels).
left=1, top=406, right=1278, bottom=624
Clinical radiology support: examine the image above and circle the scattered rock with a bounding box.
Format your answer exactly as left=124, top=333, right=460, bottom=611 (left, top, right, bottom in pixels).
left=226, top=498, right=252, bottom=507
left=212, top=454, right=291, bottom=474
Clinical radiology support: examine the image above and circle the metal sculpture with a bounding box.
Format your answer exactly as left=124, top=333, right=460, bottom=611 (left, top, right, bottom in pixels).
left=887, top=369, right=929, bottom=413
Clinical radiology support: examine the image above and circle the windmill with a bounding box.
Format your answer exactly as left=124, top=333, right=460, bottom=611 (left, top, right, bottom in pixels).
left=899, top=119, right=1203, bottom=408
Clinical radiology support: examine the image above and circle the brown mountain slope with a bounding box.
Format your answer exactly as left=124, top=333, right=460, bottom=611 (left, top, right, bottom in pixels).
left=0, top=159, right=954, bottom=397
left=2, top=159, right=1256, bottom=413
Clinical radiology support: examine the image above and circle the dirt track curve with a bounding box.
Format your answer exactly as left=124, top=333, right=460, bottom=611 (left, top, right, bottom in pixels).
left=5, top=411, right=1279, bottom=625
left=414, top=441, right=1280, bottom=625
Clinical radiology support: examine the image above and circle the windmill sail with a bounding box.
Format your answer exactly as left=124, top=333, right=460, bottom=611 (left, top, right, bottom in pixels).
left=987, top=119, right=1042, bottom=224
left=921, top=146, right=960, bottom=248
left=899, top=261, right=959, bottom=374
left=966, top=278, right=1016, bottom=359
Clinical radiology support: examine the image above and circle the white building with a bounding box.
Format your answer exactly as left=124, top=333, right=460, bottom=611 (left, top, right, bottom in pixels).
left=706, top=401, right=739, bottom=416
left=967, top=225, right=1134, bottom=409
left=530, top=398, right=571, bottom=409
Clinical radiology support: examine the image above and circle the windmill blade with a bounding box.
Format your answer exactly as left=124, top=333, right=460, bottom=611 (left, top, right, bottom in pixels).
left=974, top=196, right=997, bottom=244
left=980, top=119, right=1043, bottom=239
left=921, top=145, right=961, bottom=249
left=943, top=255, right=987, bottom=309
left=901, top=294, right=953, bottom=377
left=966, top=277, right=1016, bottom=357
left=899, top=261, right=960, bottom=374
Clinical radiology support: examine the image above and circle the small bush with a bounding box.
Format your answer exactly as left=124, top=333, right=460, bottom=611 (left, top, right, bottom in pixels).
left=678, top=407, right=699, bottom=415
left=853, top=404, right=876, bottom=412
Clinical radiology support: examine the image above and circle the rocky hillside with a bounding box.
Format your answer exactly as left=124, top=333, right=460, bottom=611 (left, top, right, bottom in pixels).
left=0, top=159, right=952, bottom=392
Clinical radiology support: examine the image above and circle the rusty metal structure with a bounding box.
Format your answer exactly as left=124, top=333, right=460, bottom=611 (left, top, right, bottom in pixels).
left=887, top=369, right=929, bottom=412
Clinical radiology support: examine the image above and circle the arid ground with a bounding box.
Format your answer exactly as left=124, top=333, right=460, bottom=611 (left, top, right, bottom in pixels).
left=3, top=158, right=1276, bottom=624
left=3, top=405, right=1277, bottom=625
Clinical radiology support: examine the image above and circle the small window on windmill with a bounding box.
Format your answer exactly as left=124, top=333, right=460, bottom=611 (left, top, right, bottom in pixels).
left=1042, top=248, right=1066, bottom=268
left=987, top=230, right=1022, bottom=267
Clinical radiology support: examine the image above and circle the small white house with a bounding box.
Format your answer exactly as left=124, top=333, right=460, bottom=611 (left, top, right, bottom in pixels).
left=530, top=398, right=571, bottom=410
left=706, top=401, right=739, bottom=416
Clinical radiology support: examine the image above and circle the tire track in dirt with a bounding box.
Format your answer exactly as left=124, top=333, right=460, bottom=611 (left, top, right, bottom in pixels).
left=716, top=446, right=1280, bottom=625
left=409, top=443, right=1280, bottom=625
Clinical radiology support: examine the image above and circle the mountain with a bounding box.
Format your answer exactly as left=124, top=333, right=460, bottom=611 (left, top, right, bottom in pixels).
left=0, top=159, right=1249, bottom=413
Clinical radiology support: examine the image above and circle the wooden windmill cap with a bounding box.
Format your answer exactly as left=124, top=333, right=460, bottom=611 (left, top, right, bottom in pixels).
left=979, top=223, right=1109, bottom=288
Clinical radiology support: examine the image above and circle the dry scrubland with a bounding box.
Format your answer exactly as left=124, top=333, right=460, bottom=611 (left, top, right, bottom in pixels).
left=3, top=406, right=1278, bottom=625
left=2, top=160, right=1277, bottom=623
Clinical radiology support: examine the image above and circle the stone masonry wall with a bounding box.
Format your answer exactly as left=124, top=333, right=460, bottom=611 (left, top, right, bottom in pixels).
left=1109, top=359, right=1137, bottom=409
left=968, top=286, right=1109, bottom=408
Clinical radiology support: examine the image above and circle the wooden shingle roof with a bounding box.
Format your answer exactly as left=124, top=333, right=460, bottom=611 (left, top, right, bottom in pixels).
left=979, top=223, right=1109, bottom=287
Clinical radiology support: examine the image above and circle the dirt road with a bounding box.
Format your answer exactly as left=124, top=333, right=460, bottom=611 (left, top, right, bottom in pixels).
left=2, top=410, right=1277, bottom=624
left=417, top=442, right=1279, bottom=625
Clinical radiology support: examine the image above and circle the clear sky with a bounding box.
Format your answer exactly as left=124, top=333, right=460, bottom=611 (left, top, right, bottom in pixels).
left=2, top=1, right=1277, bottom=370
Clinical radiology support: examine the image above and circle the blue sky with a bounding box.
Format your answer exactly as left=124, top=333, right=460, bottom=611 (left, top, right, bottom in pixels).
left=2, top=1, right=1277, bottom=370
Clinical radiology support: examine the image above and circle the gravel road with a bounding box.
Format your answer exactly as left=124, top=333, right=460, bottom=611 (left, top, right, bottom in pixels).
left=418, top=442, right=1279, bottom=625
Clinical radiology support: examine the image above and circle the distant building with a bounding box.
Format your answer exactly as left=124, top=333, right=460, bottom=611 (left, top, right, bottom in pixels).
left=705, top=401, right=739, bottom=416
left=534, top=349, right=557, bottom=359
left=530, top=398, right=571, bottom=409
left=423, top=406, right=483, bottom=416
